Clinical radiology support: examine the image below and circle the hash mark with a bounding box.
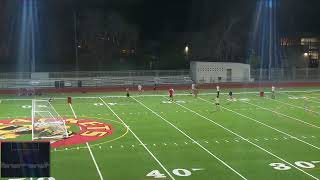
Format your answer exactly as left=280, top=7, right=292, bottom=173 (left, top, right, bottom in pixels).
left=191, top=168, right=205, bottom=171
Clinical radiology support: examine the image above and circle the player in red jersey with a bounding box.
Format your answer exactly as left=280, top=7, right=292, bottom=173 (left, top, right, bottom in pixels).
left=169, top=88, right=174, bottom=101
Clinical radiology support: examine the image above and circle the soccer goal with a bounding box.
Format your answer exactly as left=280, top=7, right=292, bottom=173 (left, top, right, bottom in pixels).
left=31, top=99, right=68, bottom=140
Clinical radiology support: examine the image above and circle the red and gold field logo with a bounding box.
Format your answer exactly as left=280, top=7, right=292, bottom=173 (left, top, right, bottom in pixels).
left=0, top=118, right=113, bottom=148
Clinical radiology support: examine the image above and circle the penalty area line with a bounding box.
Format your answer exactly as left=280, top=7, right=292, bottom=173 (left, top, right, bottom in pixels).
left=98, top=97, right=176, bottom=180
left=69, top=103, right=104, bottom=180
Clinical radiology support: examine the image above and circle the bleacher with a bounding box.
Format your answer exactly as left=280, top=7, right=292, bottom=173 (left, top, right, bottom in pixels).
left=0, top=70, right=193, bottom=89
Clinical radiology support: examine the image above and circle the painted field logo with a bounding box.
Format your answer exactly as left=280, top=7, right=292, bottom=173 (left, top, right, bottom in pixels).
left=0, top=118, right=113, bottom=148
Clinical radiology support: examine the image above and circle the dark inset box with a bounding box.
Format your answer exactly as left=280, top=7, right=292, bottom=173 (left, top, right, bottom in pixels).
left=1, top=141, right=50, bottom=178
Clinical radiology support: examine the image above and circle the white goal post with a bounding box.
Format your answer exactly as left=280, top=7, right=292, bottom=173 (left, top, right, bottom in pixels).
left=32, top=99, right=68, bottom=140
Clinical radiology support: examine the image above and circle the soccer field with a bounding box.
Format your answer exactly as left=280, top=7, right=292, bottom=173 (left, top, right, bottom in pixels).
left=0, top=88, right=320, bottom=180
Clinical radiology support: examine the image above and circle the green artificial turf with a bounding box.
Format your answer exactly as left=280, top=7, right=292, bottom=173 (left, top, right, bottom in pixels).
left=0, top=87, right=319, bottom=180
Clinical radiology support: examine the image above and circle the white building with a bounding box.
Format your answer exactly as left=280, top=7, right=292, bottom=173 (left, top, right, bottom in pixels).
left=190, top=61, right=252, bottom=83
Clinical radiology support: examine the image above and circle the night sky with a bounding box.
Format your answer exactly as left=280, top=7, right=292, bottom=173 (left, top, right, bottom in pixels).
left=0, top=0, right=320, bottom=71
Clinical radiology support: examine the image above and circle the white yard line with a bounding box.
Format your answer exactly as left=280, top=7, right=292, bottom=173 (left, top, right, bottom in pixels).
left=305, top=97, right=320, bottom=104
left=198, top=97, right=320, bottom=150
left=69, top=104, right=104, bottom=180
left=242, top=101, right=320, bottom=129
left=260, top=95, right=320, bottom=115
left=98, top=97, right=175, bottom=180
left=279, top=91, right=320, bottom=105
left=169, top=98, right=319, bottom=180
left=131, top=97, right=247, bottom=180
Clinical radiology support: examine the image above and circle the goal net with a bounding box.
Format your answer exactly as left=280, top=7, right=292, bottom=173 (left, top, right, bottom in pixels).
left=32, top=99, right=68, bottom=140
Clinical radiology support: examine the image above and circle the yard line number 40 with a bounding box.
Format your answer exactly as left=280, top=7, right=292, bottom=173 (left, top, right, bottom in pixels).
left=147, top=168, right=204, bottom=178
left=270, top=161, right=320, bottom=171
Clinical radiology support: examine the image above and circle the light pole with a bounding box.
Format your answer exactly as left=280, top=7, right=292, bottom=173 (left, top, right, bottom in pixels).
left=185, top=45, right=189, bottom=61
left=304, top=52, right=310, bottom=79
left=184, top=45, right=189, bottom=68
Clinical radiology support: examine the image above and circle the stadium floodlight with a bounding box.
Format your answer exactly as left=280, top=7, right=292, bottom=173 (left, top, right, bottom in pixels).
left=32, top=99, right=68, bottom=140
left=185, top=46, right=189, bottom=54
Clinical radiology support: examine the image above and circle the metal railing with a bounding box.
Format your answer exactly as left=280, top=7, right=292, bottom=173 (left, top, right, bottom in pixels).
left=0, top=68, right=319, bottom=89
left=0, top=70, right=190, bottom=79
left=251, top=68, right=320, bottom=81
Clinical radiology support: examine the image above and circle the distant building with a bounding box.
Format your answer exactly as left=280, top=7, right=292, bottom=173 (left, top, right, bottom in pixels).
left=280, top=34, right=320, bottom=68
left=190, top=61, right=252, bottom=83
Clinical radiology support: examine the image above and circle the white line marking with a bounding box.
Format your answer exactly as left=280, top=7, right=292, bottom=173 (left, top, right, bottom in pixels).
left=243, top=101, right=320, bottom=129
left=171, top=98, right=319, bottom=180
left=199, top=97, right=320, bottom=151
left=2, top=89, right=320, bottom=101
left=305, top=97, right=320, bottom=104
left=263, top=96, right=320, bottom=115
left=192, top=168, right=205, bottom=171
left=131, top=97, right=247, bottom=180
left=69, top=104, right=104, bottom=180
left=98, top=97, right=175, bottom=180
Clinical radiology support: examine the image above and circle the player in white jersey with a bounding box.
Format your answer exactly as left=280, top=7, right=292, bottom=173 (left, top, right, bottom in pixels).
left=271, top=85, right=275, bottom=99
left=216, top=85, right=220, bottom=98
left=138, top=84, right=143, bottom=93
